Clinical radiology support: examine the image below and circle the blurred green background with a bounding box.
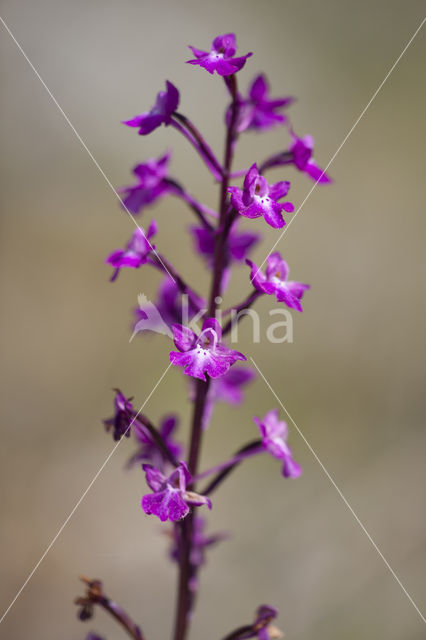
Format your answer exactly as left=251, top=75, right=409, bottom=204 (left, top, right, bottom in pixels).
left=1, top=1, right=425, bottom=639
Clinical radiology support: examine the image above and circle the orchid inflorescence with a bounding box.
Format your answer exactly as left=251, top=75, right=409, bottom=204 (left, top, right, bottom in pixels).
left=76, top=33, right=331, bottom=640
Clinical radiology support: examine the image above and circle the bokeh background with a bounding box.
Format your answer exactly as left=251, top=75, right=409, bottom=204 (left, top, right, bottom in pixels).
left=1, top=1, right=425, bottom=639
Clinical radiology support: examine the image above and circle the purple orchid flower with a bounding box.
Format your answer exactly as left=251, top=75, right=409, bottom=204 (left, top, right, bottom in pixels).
left=187, top=33, right=252, bottom=76
left=86, top=635, right=105, bottom=640
left=228, top=164, right=294, bottom=229
left=122, top=81, right=179, bottom=135
left=103, top=389, right=135, bottom=441
left=128, top=414, right=182, bottom=470
left=289, top=133, right=331, bottom=183
left=169, top=318, right=246, bottom=381
left=190, top=224, right=259, bottom=267
left=118, top=152, right=171, bottom=215
left=142, top=462, right=211, bottom=523
left=247, top=252, right=310, bottom=312
left=228, top=74, right=294, bottom=133
left=254, top=410, right=302, bottom=478
left=106, top=221, right=157, bottom=281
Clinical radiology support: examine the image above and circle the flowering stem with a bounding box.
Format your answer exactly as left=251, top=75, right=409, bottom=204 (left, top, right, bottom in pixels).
left=149, top=253, right=204, bottom=311
left=201, top=440, right=262, bottom=496
left=208, top=74, right=239, bottom=317
left=166, top=178, right=217, bottom=228
left=220, top=625, right=253, bottom=640
left=171, top=114, right=224, bottom=181
left=75, top=577, right=145, bottom=640
left=137, top=414, right=179, bottom=467
left=173, top=75, right=241, bottom=640
left=259, top=150, right=293, bottom=173
left=222, top=289, right=263, bottom=335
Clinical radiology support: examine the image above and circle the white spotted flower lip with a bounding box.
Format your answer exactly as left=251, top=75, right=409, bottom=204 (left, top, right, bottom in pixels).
left=169, top=318, right=246, bottom=381
left=187, top=33, right=252, bottom=76
left=228, top=163, right=294, bottom=229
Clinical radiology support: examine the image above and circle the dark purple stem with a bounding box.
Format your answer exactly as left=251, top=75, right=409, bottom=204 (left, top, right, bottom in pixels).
left=166, top=178, right=216, bottom=229
left=137, top=414, right=179, bottom=468
left=208, top=75, right=239, bottom=317
left=149, top=252, right=204, bottom=312
left=201, top=440, right=262, bottom=496
left=75, top=578, right=145, bottom=640
left=173, top=75, right=240, bottom=640
left=171, top=113, right=224, bottom=181
left=259, top=150, right=293, bottom=174
left=220, top=626, right=254, bottom=640
left=222, top=289, right=263, bottom=335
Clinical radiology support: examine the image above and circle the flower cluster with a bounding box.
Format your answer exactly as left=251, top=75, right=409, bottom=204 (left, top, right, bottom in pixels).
left=78, top=31, right=331, bottom=640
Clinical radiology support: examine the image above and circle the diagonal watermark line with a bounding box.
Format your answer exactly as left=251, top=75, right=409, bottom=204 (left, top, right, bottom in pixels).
left=0, top=15, right=175, bottom=283
left=250, top=356, right=426, bottom=625
left=0, top=363, right=173, bottom=625
left=253, top=16, right=425, bottom=280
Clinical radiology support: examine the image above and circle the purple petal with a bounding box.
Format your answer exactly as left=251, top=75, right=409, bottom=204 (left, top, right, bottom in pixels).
left=202, top=317, right=222, bottom=341
left=275, top=286, right=303, bottom=311
left=137, top=114, right=164, bottom=135
left=262, top=202, right=286, bottom=229
left=215, top=59, right=241, bottom=76
left=187, top=45, right=208, bottom=59
left=286, top=281, right=310, bottom=300
left=229, top=53, right=253, bottom=71
left=228, top=186, right=245, bottom=212
left=249, top=74, right=268, bottom=101
left=172, top=324, right=197, bottom=352
left=239, top=201, right=265, bottom=219
left=246, top=258, right=267, bottom=291
left=164, top=80, right=180, bottom=115
left=212, top=33, right=237, bottom=56
left=243, top=163, right=259, bottom=192
left=268, top=181, right=291, bottom=201
left=142, top=487, right=189, bottom=522
left=282, top=456, right=302, bottom=478
left=305, top=160, right=332, bottom=183
left=169, top=350, right=208, bottom=381
left=122, top=114, right=147, bottom=127
left=229, top=230, right=260, bottom=261
left=265, top=253, right=289, bottom=280
left=142, top=464, right=165, bottom=492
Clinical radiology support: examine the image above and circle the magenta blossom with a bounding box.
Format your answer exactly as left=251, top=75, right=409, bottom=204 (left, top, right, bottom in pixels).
left=290, top=133, right=331, bottom=183
left=118, top=152, right=171, bottom=214
left=247, top=252, right=309, bottom=312
left=187, top=33, right=252, bottom=76
left=142, top=462, right=211, bottom=522
left=254, top=410, right=302, bottom=478
left=169, top=318, right=246, bottom=381
left=229, top=74, right=294, bottom=133
left=103, top=389, right=135, bottom=441
left=122, top=81, right=179, bottom=135
left=106, top=221, right=157, bottom=281
left=229, top=164, right=294, bottom=229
